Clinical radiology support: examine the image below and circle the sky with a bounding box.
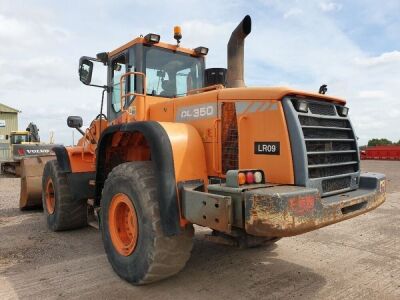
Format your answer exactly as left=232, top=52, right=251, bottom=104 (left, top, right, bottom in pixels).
left=0, top=0, right=399, bottom=146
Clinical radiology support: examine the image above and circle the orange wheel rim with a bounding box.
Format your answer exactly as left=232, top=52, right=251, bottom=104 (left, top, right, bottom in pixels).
left=45, top=179, right=55, bottom=214
left=108, top=193, right=138, bottom=256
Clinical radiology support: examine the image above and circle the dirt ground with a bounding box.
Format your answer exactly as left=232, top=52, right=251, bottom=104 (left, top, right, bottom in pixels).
left=0, top=161, right=399, bottom=299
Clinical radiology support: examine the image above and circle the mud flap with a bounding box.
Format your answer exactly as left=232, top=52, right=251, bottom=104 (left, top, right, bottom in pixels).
left=20, top=155, right=56, bottom=210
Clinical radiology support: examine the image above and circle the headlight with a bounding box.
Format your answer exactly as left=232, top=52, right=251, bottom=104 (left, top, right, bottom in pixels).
left=336, top=106, right=349, bottom=117
left=294, top=100, right=309, bottom=113
left=144, top=33, right=160, bottom=43
left=194, top=46, right=209, bottom=55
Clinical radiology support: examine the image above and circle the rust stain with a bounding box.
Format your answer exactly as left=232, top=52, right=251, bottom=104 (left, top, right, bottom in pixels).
left=246, top=190, right=385, bottom=238
left=288, top=195, right=315, bottom=216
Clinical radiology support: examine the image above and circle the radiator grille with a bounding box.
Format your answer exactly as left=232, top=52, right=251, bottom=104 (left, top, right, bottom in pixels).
left=308, top=102, right=336, bottom=116
left=306, top=140, right=354, bottom=152
left=322, top=177, right=351, bottom=193
left=221, top=102, right=238, bottom=174
left=308, top=153, right=356, bottom=165
left=303, top=128, right=353, bottom=139
left=299, top=115, right=349, bottom=128
left=293, top=99, right=359, bottom=195
left=309, top=164, right=358, bottom=179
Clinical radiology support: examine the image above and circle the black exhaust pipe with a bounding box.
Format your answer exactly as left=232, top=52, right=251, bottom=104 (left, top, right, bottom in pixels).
left=226, top=15, right=252, bottom=88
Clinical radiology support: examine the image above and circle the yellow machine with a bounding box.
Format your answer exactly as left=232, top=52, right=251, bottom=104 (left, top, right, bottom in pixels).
left=40, top=16, right=385, bottom=284
left=1, top=124, right=55, bottom=209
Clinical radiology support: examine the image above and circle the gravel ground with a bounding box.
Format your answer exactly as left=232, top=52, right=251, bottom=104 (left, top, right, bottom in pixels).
left=0, top=160, right=399, bottom=299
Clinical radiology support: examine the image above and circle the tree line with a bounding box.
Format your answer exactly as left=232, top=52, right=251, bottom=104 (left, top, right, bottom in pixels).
left=367, top=138, right=400, bottom=147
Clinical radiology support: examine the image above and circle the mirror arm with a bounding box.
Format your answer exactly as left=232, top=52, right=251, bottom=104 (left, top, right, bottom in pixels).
left=76, top=128, right=85, bottom=136
left=86, top=83, right=109, bottom=90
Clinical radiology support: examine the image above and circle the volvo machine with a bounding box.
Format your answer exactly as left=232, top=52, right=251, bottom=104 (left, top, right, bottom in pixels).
left=0, top=123, right=55, bottom=209
left=41, top=16, right=386, bottom=284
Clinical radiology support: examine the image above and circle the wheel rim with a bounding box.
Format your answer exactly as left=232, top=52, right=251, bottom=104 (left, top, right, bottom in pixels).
left=108, top=193, right=138, bottom=256
left=45, top=179, right=55, bottom=214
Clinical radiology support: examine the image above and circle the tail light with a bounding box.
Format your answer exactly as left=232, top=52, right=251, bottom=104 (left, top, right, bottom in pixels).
left=226, top=169, right=265, bottom=187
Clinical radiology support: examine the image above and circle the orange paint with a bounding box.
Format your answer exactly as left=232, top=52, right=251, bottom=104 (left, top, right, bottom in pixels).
left=108, top=193, right=138, bottom=256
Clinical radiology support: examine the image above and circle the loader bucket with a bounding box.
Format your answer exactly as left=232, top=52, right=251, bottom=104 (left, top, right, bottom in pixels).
left=20, top=156, right=56, bottom=210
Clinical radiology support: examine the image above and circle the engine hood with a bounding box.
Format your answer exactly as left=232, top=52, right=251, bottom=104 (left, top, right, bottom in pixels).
left=216, top=87, right=346, bottom=105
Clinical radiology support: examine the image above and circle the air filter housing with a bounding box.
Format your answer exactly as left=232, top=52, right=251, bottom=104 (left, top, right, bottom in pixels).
left=204, top=68, right=227, bottom=87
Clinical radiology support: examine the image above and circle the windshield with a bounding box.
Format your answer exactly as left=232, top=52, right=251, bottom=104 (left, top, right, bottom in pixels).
left=11, top=134, right=29, bottom=144
left=145, top=47, right=204, bottom=98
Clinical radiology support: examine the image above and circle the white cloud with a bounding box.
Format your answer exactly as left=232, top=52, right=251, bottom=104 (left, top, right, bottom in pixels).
left=319, top=1, right=342, bottom=12
left=283, top=8, right=303, bottom=19
left=358, top=90, right=386, bottom=99
left=354, top=51, right=400, bottom=67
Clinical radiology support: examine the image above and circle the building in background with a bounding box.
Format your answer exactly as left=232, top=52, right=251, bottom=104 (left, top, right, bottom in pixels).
left=0, top=103, right=19, bottom=161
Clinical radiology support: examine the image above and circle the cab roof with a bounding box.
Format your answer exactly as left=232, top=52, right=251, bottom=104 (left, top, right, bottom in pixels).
left=109, top=37, right=199, bottom=58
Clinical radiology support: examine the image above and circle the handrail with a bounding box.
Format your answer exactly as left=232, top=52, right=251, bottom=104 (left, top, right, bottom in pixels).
left=119, top=71, right=147, bottom=118
left=237, top=115, right=247, bottom=170
left=212, top=118, right=222, bottom=174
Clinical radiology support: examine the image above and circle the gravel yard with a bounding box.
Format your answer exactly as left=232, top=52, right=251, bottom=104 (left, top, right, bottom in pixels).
left=0, top=161, right=399, bottom=299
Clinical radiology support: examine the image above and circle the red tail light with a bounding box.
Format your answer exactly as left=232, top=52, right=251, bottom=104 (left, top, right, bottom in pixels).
left=245, top=172, right=254, bottom=184
left=226, top=169, right=266, bottom=187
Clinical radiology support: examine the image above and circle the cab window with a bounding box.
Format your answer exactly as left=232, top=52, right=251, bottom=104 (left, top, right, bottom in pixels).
left=144, top=47, right=204, bottom=98
left=11, top=134, right=28, bottom=144
left=111, top=55, right=127, bottom=113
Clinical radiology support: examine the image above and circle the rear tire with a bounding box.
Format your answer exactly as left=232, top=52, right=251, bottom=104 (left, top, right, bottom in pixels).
left=42, top=160, right=87, bottom=231
left=101, top=161, right=193, bottom=285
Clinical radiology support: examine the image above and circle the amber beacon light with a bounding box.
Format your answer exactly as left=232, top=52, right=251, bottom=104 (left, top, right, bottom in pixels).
left=174, top=26, right=182, bottom=45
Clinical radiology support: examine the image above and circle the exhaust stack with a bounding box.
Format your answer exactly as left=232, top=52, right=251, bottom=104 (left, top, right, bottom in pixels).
left=226, top=15, right=252, bottom=88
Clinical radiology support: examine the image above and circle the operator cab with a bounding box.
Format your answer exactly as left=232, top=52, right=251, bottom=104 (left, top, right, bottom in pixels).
left=78, top=32, right=208, bottom=122
left=9, top=132, right=29, bottom=145
left=108, top=42, right=205, bottom=116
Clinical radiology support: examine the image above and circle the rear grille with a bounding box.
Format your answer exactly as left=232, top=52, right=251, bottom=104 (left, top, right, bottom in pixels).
left=308, top=153, right=356, bottom=165
left=299, top=115, right=349, bottom=128
left=322, top=177, right=351, bottom=193
left=309, top=164, right=358, bottom=179
left=308, top=102, right=336, bottom=115
left=306, top=140, right=354, bottom=152
left=292, top=99, right=359, bottom=196
left=303, top=128, right=352, bottom=139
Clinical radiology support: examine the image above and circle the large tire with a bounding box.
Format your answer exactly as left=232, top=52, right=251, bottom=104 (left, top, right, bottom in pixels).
left=101, top=161, right=194, bottom=285
left=42, top=160, right=87, bottom=231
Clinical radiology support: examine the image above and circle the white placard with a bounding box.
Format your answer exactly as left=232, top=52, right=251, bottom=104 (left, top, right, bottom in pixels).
left=0, top=135, right=4, bottom=140
left=0, top=120, right=5, bottom=127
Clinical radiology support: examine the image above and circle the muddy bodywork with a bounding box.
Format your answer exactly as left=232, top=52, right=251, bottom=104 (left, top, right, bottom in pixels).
left=188, top=173, right=385, bottom=237
left=244, top=173, right=386, bottom=237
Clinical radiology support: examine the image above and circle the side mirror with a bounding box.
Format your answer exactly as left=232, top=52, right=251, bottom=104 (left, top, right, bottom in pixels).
left=67, top=116, right=83, bottom=129
left=79, top=58, right=93, bottom=85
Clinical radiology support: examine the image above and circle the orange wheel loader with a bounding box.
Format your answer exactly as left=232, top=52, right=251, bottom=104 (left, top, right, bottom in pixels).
left=41, top=15, right=386, bottom=285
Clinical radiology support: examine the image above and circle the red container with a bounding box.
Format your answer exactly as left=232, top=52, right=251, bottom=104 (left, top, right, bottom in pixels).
left=360, top=145, right=400, bottom=160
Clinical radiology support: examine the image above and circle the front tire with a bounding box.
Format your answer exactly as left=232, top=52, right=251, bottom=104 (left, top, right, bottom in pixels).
left=101, top=161, right=193, bottom=285
left=42, top=160, right=87, bottom=231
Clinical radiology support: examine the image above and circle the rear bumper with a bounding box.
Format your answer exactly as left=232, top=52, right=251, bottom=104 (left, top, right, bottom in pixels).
left=244, top=173, right=386, bottom=237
